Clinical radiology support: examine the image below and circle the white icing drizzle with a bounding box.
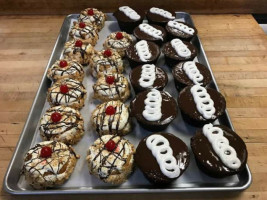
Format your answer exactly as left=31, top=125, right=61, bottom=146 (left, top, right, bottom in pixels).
left=139, top=64, right=156, bottom=88
left=150, top=7, right=175, bottom=20
left=142, top=89, right=162, bottom=121
left=146, top=134, right=180, bottom=178
left=171, top=39, right=191, bottom=57
left=135, top=40, right=152, bottom=62
left=203, top=124, right=241, bottom=170
left=119, top=6, right=141, bottom=21
left=183, top=61, right=204, bottom=85
left=190, top=85, right=216, bottom=119
left=139, top=24, right=163, bottom=41
left=168, top=20, right=195, bottom=35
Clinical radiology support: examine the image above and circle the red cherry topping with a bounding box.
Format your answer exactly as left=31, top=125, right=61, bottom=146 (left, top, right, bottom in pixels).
left=116, top=32, right=123, bottom=40
left=87, top=8, right=94, bottom=16
left=79, top=22, right=86, bottom=28
left=103, top=49, right=112, bottom=57
left=59, top=60, right=68, bottom=68
left=40, top=146, right=52, bottom=158
left=51, top=112, right=62, bottom=123
left=105, top=75, right=115, bottom=84
left=60, top=84, right=69, bottom=94
left=105, top=140, right=116, bottom=151
left=75, top=40, right=83, bottom=47
left=105, top=106, right=116, bottom=115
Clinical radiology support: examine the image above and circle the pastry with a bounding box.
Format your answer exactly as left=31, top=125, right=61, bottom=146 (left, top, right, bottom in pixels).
left=69, top=21, right=99, bottom=46
left=135, top=133, right=190, bottom=185
left=162, top=38, right=197, bottom=67
left=129, top=64, right=168, bottom=93
left=91, top=100, right=131, bottom=136
left=178, top=85, right=226, bottom=126
left=47, top=78, right=87, bottom=110
left=89, top=49, right=124, bottom=78
left=78, top=8, right=107, bottom=31
left=103, top=31, right=133, bottom=57
left=146, top=7, right=176, bottom=27
left=63, top=39, right=95, bottom=65
left=39, top=106, right=84, bottom=145
left=86, top=135, right=135, bottom=184
left=125, top=40, right=160, bottom=68
left=172, top=61, right=212, bottom=91
left=113, top=6, right=145, bottom=33
left=93, top=73, right=131, bottom=102
left=47, top=59, right=84, bottom=82
left=133, top=23, right=167, bottom=46
left=191, top=123, right=248, bottom=178
left=22, top=141, right=79, bottom=189
left=130, top=89, right=178, bottom=131
left=166, top=20, right=197, bottom=41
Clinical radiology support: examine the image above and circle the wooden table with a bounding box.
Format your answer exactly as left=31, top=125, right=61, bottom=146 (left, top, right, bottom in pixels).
left=0, top=14, right=266, bottom=200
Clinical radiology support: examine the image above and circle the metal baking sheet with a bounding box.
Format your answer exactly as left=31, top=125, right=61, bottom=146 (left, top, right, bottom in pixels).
left=4, top=12, right=252, bottom=195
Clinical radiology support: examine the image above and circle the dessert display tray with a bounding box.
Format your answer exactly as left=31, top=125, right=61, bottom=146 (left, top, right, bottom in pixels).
left=4, top=12, right=252, bottom=195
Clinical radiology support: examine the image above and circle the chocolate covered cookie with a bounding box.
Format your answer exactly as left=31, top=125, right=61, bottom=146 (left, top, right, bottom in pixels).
left=129, top=64, right=168, bottom=93
left=172, top=61, right=212, bottom=90
left=166, top=20, right=197, bottom=41
left=191, top=123, right=248, bottom=178
left=146, top=7, right=176, bottom=27
left=162, top=39, right=197, bottom=67
left=130, top=89, right=177, bottom=131
left=126, top=40, right=160, bottom=68
left=135, top=133, right=190, bottom=185
left=178, top=85, right=226, bottom=126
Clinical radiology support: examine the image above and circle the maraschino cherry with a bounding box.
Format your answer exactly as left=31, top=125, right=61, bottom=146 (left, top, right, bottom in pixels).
left=60, top=84, right=69, bottom=94
left=116, top=32, right=123, bottom=40
left=105, top=140, right=116, bottom=151
left=59, top=60, right=68, bottom=68
left=87, top=8, right=94, bottom=16
left=103, top=49, right=112, bottom=57
left=105, top=75, right=115, bottom=84
left=105, top=106, right=116, bottom=115
left=79, top=22, right=86, bottom=28
left=75, top=40, right=83, bottom=47
left=40, top=146, right=52, bottom=158
left=51, top=112, right=61, bottom=123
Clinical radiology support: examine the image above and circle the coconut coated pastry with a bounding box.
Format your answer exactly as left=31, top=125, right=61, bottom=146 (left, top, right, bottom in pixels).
left=47, top=78, right=87, bottom=110
left=86, top=135, right=135, bottom=184
left=93, top=73, right=131, bottom=102
left=47, top=59, right=84, bottom=82
left=39, top=106, right=84, bottom=145
left=91, top=100, right=131, bottom=136
left=22, top=141, right=79, bottom=189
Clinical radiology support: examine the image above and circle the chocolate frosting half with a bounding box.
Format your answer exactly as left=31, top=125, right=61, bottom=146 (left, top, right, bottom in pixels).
left=172, top=62, right=212, bottom=87
left=135, top=132, right=190, bottom=184
left=133, top=24, right=167, bottom=42
left=146, top=9, right=176, bottom=24
left=129, top=65, right=168, bottom=93
left=130, top=90, right=177, bottom=126
left=178, top=86, right=226, bottom=122
left=162, top=41, right=197, bottom=61
left=191, top=125, right=247, bottom=177
left=166, top=21, right=198, bottom=39
left=126, top=41, right=160, bottom=63
left=113, top=8, right=145, bottom=22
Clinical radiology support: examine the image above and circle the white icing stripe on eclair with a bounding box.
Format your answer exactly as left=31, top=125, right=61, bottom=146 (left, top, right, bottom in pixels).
left=135, top=40, right=152, bottom=62
left=171, top=39, right=191, bottom=57
left=146, top=134, right=180, bottom=178
left=203, top=124, right=241, bottom=169
left=190, top=85, right=216, bottom=119
left=139, top=24, right=163, bottom=41
left=139, top=64, right=156, bottom=88
left=183, top=61, right=204, bottom=85
left=168, top=21, right=195, bottom=35
left=119, top=6, right=141, bottom=21
left=142, top=89, right=162, bottom=121
left=150, top=7, right=175, bottom=20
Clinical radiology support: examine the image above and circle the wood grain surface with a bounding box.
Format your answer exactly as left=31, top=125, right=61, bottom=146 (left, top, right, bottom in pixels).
left=0, top=14, right=267, bottom=200
left=1, top=0, right=267, bottom=14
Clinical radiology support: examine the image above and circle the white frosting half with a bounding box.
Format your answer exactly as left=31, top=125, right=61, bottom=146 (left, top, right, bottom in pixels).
left=138, top=24, right=163, bottom=41
left=203, top=124, right=241, bottom=170
left=171, top=39, right=191, bottom=57
left=150, top=7, right=175, bottom=20
left=146, top=134, right=180, bottom=178
left=119, top=6, right=141, bottom=21
left=168, top=21, right=195, bottom=35
left=183, top=61, right=204, bottom=85
left=142, top=89, right=162, bottom=121
left=190, top=85, right=216, bottom=119
left=135, top=40, right=152, bottom=62
left=139, top=64, right=156, bottom=88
